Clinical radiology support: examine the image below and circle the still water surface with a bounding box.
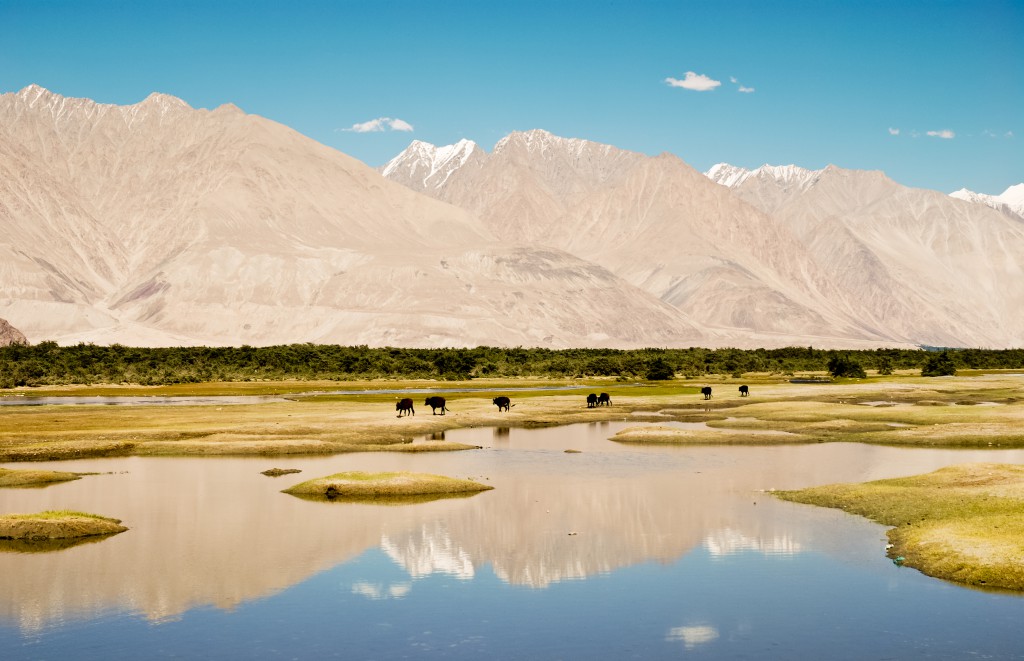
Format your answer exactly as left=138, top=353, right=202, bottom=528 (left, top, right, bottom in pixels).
left=2, top=422, right=1023, bottom=659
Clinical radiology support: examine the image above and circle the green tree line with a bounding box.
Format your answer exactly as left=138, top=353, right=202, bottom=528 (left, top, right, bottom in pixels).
left=2, top=343, right=1022, bottom=388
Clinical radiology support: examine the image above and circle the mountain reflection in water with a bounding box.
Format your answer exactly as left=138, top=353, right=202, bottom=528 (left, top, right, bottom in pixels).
left=2, top=421, right=1023, bottom=632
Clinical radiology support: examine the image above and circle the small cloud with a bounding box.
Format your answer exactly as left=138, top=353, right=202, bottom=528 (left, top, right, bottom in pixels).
left=665, top=71, right=721, bottom=91
left=926, top=129, right=955, bottom=139
left=1006, top=131, right=1014, bottom=138
left=388, top=118, right=414, bottom=132
left=728, top=76, right=754, bottom=93
left=888, top=127, right=900, bottom=136
left=340, top=117, right=414, bottom=133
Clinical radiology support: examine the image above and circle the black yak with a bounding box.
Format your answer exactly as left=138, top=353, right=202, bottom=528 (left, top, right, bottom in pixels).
left=425, top=396, right=448, bottom=415
left=739, top=385, right=749, bottom=397
left=493, top=396, right=512, bottom=412
left=586, top=393, right=598, bottom=408
left=597, top=393, right=611, bottom=406
left=396, top=398, right=415, bottom=417
left=701, top=386, right=713, bottom=400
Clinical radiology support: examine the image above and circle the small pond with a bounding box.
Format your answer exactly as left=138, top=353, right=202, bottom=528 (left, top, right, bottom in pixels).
left=1, top=421, right=1023, bottom=659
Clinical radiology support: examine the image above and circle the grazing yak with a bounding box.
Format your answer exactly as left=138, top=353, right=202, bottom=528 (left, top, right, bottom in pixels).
left=425, top=396, right=449, bottom=415
left=493, top=396, right=512, bottom=412
left=586, top=393, right=599, bottom=408
left=597, top=393, right=612, bottom=407
left=739, top=385, right=749, bottom=397
left=396, top=398, right=415, bottom=417
left=701, top=386, right=713, bottom=400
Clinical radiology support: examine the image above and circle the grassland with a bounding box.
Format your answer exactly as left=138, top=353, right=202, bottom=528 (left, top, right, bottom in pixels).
left=775, top=463, right=1024, bottom=591
left=1, top=372, right=1023, bottom=460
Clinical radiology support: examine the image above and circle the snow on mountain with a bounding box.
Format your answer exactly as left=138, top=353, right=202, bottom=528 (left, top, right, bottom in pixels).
left=380, top=138, right=483, bottom=190
left=950, top=184, right=1024, bottom=220
left=706, top=163, right=820, bottom=188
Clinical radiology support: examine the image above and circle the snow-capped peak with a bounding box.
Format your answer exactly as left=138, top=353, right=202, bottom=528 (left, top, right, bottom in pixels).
left=380, top=138, right=481, bottom=189
left=950, top=183, right=1024, bottom=219
left=705, top=163, right=752, bottom=187
left=1000, top=183, right=1024, bottom=206
left=706, top=163, right=819, bottom=188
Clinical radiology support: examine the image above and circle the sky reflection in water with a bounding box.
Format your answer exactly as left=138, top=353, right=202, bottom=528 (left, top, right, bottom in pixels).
left=2, top=422, right=1023, bottom=659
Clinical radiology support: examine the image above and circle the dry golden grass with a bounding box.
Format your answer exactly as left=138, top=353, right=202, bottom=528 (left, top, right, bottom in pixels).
left=611, top=424, right=804, bottom=445
left=282, top=471, right=493, bottom=501
left=0, top=510, right=128, bottom=540
left=2, top=374, right=1024, bottom=460
left=775, top=464, right=1024, bottom=590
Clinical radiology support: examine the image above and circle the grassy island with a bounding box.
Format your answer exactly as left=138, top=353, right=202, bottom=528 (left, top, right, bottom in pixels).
left=0, top=510, right=128, bottom=541
left=775, top=463, right=1024, bottom=591
left=0, top=467, right=82, bottom=487
left=282, top=471, right=493, bottom=501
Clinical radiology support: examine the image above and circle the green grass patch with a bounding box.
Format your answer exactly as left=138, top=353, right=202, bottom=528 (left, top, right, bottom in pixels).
left=775, top=463, right=1024, bottom=590
left=0, top=467, right=82, bottom=487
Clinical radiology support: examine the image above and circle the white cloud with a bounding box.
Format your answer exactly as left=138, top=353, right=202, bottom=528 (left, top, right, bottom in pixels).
left=727, top=76, right=754, bottom=93
left=1008, top=131, right=1015, bottom=138
left=926, top=129, right=955, bottom=139
left=888, top=127, right=900, bottom=136
left=665, top=71, right=721, bottom=91
left=341, top=117, right=414, bottom=133
left=388, top=118, right=414, bottom=132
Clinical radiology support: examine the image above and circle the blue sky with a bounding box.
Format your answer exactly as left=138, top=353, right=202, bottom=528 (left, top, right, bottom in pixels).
left=1, top=0, right=1021, bottom=194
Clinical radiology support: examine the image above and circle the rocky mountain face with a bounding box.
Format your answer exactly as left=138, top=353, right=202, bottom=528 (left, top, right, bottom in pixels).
left=382, top=132, right=873, bottom=343
left=0, top=86, right=706, bottom=348
left=383, top=135, right=1024, bottom=348
left=704, top=164, right=1024, bottom=347
left=0, top=318, right=28, bottom=346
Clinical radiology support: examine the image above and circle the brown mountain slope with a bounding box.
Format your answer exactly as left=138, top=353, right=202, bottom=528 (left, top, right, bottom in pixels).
left=0, top=86, right=705, bottom=347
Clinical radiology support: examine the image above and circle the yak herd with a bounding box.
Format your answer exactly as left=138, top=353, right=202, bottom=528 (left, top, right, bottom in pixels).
left=396, top=385, right=749, bottom=417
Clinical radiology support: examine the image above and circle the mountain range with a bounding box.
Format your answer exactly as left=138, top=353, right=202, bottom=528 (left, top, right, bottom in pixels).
left=383, top=133, right=1024, bottom=348
left=2, top=85, right=1021, bottom=348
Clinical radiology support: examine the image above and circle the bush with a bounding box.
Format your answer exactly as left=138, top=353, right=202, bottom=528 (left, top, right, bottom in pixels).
left=827, top=354, right=867, bottom=379
left=645, top=358, right=675, bottom=380
left=921, top=351, right=957, bottom=377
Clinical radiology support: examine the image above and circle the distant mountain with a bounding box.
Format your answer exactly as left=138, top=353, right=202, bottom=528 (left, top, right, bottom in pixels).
left=385, top=135, right=1024, bottom=348
left=707, top=163, right=1024, bottom=346
left=383, top=132, right=884, bottom=343
left=949, top=184, right=1024, bottom=220
left=5, top=85, right=1019, bottom=349
left=0, top=318, right=27, bottom=346
left=0, top=86, right=706, bottom=348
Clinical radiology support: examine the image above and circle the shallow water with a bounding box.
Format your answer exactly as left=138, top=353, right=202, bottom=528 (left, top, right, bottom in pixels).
left=0, top=384, right=596, bottom=407
left=0, top=395, right=291, bottom=406
left=2, top=422, right=1023, bottom=659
